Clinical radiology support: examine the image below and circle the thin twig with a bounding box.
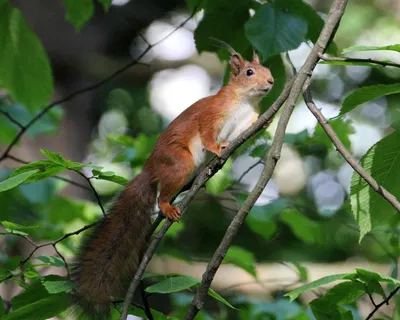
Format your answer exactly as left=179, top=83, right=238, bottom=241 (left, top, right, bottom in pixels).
left=119, top=73, right=295, bottom=320
left=0, top=221, right=98, bottom=284
left=366, top=286, right=400, bottom=320
left=237, top=159, right=265, bottom=184
left=184, top=0, right=349, bottom=318
left=77, top=171, right=107, bottom=217
left=0, top=109, right=24, bottom=129
left=0, top=9, right=198, bottom=163
left=302, top=84, right=400, bottom=212
left=319, top=54, right=400, bottom=69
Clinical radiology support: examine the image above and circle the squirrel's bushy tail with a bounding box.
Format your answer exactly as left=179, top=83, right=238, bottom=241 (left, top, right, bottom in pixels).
left=71, top=171, right=157, bottom=319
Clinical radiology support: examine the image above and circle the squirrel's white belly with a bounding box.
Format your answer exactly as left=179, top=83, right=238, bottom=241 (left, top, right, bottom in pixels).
left=217, top=101, right=258, bottom=143
left=189, top=101, right=258, bottom=171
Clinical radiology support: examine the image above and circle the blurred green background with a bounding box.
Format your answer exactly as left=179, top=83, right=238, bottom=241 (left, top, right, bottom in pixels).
left=0, top=0, right=400, bottom=319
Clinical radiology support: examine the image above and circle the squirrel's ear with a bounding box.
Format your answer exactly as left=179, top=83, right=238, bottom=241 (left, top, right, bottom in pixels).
left=230, top=53, right=244, bottom=76
left=252, top=51, right=260, bottom=64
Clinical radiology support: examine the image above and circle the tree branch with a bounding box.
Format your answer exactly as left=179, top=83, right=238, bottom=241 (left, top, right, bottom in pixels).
left=303, top=85, right=400, bottom=212
left=119, top=75, right=295, bottom=320
left=184, top=0, right=349, bottom=318
left=366, top=286, right=400, bottom=320
left=319, top=54, right=400, bottom=69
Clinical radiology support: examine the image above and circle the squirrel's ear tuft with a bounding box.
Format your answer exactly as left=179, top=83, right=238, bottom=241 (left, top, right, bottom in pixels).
left=252, top=50, right=260, bottom=64
left=230, top=53, right=244, bottom=76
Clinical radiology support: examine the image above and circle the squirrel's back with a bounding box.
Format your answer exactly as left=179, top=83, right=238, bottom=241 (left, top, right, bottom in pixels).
left=72, top=170, right=156, bottom=319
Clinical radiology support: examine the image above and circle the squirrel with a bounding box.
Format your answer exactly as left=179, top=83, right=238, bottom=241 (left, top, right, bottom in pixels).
left=72, top=43, right=274, bottom=319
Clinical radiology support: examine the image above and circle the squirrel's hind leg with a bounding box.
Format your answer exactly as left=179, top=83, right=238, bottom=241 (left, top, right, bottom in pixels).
left=157, top=154, right=194, bottom=221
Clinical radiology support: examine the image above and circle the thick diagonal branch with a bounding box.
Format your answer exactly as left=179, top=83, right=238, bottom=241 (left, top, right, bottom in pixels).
left=184, top=0, right=349, bottom=318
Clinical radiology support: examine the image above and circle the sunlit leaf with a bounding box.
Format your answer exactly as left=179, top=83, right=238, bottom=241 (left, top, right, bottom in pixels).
left=285, top=274, right=351, bottom=301
left=208, top=288, right=236, bottom=309
left=338, top=84, right=400, bottom=118
left=0, top=170, right=39, bottom=193
left=350, top=130, right=400, bottom=240
left=145, top=276, right=199, bottom=294
left=10, top=161, right=64, bottom=183
left=40, top=149, right=91, bottom=169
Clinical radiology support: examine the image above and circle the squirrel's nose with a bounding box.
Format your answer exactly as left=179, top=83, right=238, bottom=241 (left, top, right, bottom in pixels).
left=267, top=78, right=274, bottom=85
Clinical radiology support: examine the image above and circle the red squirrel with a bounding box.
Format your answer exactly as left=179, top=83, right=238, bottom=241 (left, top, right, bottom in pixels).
left=72, top=44, right=274, bottom=318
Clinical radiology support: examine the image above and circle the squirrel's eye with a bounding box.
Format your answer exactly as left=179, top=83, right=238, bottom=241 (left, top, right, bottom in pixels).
left=246, top=69, right=255, bottom=76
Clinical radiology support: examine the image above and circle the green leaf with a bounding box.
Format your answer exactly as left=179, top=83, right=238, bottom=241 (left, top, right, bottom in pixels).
left=4, top=293, right=70, bottom=320
left=342, top=44, right=400, bottom=54
left=40, top=149, right=90, bottom=169
left=0, top=170, right=39, bottom=193
left=0, top=0, right=53, bottom=111
left=43, top=280, right=74, bottom=294
left=313, top=118, right=354, bottom=150
left=339, top=84, right=400, bottom=118
left=285, top=273, right=351, bottom=301
left=194, top=0, right=252, bottom=59
left=208, top=288, right=236, bottom=309
left=245, top=2, right=307, bottom=60
left=280, top=209, right=324, bottom=245
left=224, top=246, right=257, bottom=278
left=1, top=220, right=39, bottom=237
left=145, top=276, right=199, bottom=294
left=366, top=279, right=386, bottom=300
left=310, top=281, right=365, bottom=320
left=10, top=160, right=64, bottom=183
left=92, top=170, right=128, bottom=186
left=61, top=0, right=94, bottom=30
left=350, top=130, right=400, bottom=240
left=355, top=268, right=400, bottom=286
left=36, top=256, right=65, bottom=268
left=24, top=270, right=39, bottom=279
left=11, top=279, right=52, bottom=309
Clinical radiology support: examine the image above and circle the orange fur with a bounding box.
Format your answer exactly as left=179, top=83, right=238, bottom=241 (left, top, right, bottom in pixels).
left=73, top=47, right=274, bottom=317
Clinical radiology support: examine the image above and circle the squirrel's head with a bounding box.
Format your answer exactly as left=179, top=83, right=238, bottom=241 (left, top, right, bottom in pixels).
left=228, top=51, right=274, bottom=99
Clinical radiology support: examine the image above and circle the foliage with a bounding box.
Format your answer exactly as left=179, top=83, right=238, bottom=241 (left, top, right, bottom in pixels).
left=0, top=0, right=399, bottom=319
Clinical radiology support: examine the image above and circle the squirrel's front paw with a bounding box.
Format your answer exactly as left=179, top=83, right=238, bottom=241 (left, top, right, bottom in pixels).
left=163, top=206, right=181, bottom=221
left=218, top=141, right=229, bottom=156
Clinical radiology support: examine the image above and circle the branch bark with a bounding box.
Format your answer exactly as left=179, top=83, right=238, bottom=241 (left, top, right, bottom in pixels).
left=184, top=0, right=349, bottom=318
left=303, top=86, right=400, bottom=212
